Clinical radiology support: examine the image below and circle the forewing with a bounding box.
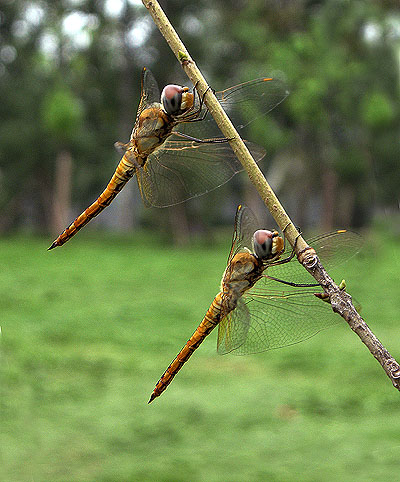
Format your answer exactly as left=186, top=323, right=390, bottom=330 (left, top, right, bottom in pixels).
left=265, top=230, right=362, bottom=287
left=133, top=75, right=289, bottom=208
left=217, top=298, right=251, bottom=355
left=177, top=77, right=288, bottom=141
left=137, top=141, right=264, bottom=208
left=136, top=68, right=161, bottom=119
left=228, top=286, right=340, bottom=355
left=227, top=204, right=260, bottom=265
left=216, top=77, right=289, bottom=129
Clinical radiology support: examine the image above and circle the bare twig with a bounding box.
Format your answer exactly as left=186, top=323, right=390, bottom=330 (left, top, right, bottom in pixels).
left=142, top=0, right=400, bottom=392
left=298, top=248, right=400, bottom=390
left=142, top=0, right=304, bottom=252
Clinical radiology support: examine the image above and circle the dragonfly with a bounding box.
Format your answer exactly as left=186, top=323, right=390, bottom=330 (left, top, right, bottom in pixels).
left=149, top=204, right=361, bottom=403
left=48, top=68, right=288, bottom=249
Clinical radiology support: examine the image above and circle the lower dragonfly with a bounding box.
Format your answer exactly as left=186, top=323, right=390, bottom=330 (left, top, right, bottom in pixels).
left=48, top=68, right=288, bottom=249
left=149, top=204, right=361, bottom=403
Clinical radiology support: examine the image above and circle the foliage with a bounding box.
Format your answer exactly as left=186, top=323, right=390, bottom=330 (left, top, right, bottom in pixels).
left=228, top=0, right=400, bottom=226
left=360, top=90, right=396, bottom=128
left=0, top=0, right=399, bottom=236
left=41, top=87, right=84, bottom=144
left=1, top=230, right=399, bottom=481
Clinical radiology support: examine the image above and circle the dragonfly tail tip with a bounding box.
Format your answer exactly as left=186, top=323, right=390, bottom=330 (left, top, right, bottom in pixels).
left=148, top=393, right=157, bottom=404
left=48, top=241, right=58, bottom=250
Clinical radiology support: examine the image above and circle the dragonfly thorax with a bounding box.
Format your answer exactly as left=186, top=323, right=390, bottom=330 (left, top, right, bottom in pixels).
left=130, top=105, right=176, bottom=159
left=221, top=251, right=264, bottom=307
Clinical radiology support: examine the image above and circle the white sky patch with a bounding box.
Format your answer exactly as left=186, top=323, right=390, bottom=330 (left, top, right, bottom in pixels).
left=126, top=17, right=152, bottom=48
left=363, top=22, right=382, bottom=43
left=104, top=0, right=144, bottom=18
left=0, top=45, right=17, bottom=63
left=182, top=14, right=203, bottom=36
left=11, top=20, right=29, bottom=39
left=62, top=11, right=87, bottom=35
left=39, top=31, right=58, bottom=58
left=104, top=0, right=124, bottom=18
left=12, top=2, right=45, bottom=39
left=127, top=0, right=143, bottom=7
left=62, top=12, right=99, bottom=50
left=24, top=2, right=45, bottom=26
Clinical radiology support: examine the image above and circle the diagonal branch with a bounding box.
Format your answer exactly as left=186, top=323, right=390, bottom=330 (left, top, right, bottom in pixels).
left=142, top=0, right=400, bottom=392
left=142, top=1, right=303, bottom=252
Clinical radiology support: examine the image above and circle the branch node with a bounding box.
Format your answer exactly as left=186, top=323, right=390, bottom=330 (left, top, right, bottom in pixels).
left=178, top=50, right=190, bottom=65
left=387, top=359, right=400, bottom=379
left=297, top=246, right=317, bottom=269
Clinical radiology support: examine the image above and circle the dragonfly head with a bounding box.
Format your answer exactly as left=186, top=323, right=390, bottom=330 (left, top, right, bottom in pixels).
left=161, top=84, right=194, bottom=116
left=252, top=229, right=284, bottom=261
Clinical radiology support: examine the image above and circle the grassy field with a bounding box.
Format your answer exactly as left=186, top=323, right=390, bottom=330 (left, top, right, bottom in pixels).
left=1, top=227, right=399, bottom=482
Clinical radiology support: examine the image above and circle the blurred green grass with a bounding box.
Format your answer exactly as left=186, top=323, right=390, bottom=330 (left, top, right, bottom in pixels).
left=1, top=229, right=399, bottom=482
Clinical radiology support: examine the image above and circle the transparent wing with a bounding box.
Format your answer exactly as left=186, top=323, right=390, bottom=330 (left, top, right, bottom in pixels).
left=216, top=77, right=289, bottom=129
left=227, top=204, right=259, bottom=265
left=177, top=77, right=289, bottom=140
left=217, top=298, right=251, bottom=355
left=136, top=68, right=161, bottom=119
left=217, top=228, right=362, bottom=355
left=219, top=288, right=340, bottom=355
left=137, top=141, right=265, bottom=208
left=133, top=76, right=287, bottom=208
left=266, top=230, right=362, bottom=287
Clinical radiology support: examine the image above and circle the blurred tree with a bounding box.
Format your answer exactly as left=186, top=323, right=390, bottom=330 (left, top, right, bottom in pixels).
left=0, top=0, right=398, bottom=239
left=41, top=86, right=84, bottom=235
left=227, top=0, right=400, bottom=228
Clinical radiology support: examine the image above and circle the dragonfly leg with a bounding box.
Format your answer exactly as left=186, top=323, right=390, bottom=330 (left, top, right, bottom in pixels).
left=114, top=141, right=130, bottom=154
left=271, top=226, right=303, bottom=267
left=282, top=222, right=302, bottom=234
left=264, top=274, right=319, bottom=288
left=267, top=247, right=296, bottom=267
left=176, top=85, right=213, bottom=123
left=264, top=229, right=318, bottom=286
left=172, top=131, right=233, bottom=144
left=193, top=83, right=212, bottom=117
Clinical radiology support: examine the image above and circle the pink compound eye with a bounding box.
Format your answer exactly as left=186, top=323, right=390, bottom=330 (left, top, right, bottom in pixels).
left=253, top=229, right=273, bottom=259
left=161, top=84, right=184, bottom=115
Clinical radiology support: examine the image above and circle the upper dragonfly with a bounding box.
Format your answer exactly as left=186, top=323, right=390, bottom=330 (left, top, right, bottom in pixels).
left=149, top=205, right=361, bottom=403
left=48, top=68, right=288, bottom=249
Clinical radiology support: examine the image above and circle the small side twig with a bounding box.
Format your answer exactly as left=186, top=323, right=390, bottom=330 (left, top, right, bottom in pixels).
left=142, top=0, right=400, bottom=392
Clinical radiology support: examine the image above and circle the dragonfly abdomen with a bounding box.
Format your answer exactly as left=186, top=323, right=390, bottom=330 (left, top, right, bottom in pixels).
left=148, top=292, right=224, bottom=403
left=48, top=154, right=137, bottom=249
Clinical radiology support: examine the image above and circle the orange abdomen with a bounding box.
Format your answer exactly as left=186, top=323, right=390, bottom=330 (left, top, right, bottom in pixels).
left=48, top=154, right=137, bottom=249
left=148, top=292, right=224, bottom=403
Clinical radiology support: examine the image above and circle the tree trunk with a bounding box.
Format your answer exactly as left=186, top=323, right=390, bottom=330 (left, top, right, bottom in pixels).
left=337, top=183, right=356, bottom=228
left=50, top=150, right=72, bottom=235
left=321, top=165, right=337, bottom=231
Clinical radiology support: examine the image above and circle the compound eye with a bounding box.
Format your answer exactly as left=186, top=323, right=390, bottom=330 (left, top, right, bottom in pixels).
left=161, top=84, right=184, bottom=115
left=252, top=229, right=273, bottom=260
